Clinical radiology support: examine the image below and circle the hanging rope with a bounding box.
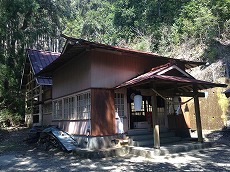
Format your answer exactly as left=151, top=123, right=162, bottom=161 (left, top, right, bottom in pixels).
left=151, top=88, right=195, bottom=110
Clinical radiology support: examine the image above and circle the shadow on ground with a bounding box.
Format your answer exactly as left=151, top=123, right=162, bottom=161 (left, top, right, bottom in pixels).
left=0, top=127, right=230, bottom=171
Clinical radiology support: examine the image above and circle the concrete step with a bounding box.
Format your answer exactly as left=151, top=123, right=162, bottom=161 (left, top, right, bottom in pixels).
left=159, top=127, right=169, bottom=133
left=132, top=136, right=182, bottom=147
left=161, top=137, right=182, bottom=144
left=127, top=129, right=151, bottom=136
left=73, top=141, right=214, bottom=159
left=127, top=128, right=181, bottom=147
left=128, top=142, right=214, bottom=158
left=130, top=134, right=153, bottom=141
left=160, top=131, right=176, bottom=138
left=127, top=128, right=169, bottom=136
left=129, top=131, right=175, bottom=141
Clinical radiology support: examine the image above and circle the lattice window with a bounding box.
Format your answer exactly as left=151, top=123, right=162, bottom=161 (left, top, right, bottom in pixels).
left=115, top=93, right=125, bottom=117
left=53, top=100, right=62, bottom=120
left=43, top=102, right=52, bottom=114
left=131, top=101, right=145, bottom=116
left=53, top=91, right=91, bottom=120
left=76, top=92, right=91, bottom=119
left=63, top=97, right=75, bottom=120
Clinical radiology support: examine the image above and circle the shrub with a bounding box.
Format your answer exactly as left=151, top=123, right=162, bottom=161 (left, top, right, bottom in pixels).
left=0, top=109, right=23, bottom=128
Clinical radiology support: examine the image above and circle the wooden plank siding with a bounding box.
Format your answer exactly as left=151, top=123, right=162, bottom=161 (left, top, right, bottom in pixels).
left=91, top=89, right=116, bottom=136
left=90, top=50, right=168, bottom=88
left=51, top=120, right=89, bottom=135
left=52, top=53, right=91, bottom=99
left=42, top=87, right=52, bottom=101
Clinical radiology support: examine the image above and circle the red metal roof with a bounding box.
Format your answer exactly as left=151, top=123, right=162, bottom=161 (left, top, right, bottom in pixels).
left=62, top=35, right=162, bottom=57
left=116, top=63, right=227, bottom=91
left=62, top=35, right=205, bottom=69
left=25, top=49, right=60, bottom=85
left=37, top=35, right=205, bottom=77
left=27, top=49, right=60, bottom=75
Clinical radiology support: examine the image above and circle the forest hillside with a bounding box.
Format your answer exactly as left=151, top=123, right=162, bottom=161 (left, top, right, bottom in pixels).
left=0, top=0, right=229, bottom=124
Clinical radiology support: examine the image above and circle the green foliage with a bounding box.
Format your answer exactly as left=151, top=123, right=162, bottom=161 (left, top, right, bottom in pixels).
left=0, top=109, right=22, bottom=127
left=130, top=35, right=152, bottom=52
left=0, top=0, right=229, bottom=123
left=0, top=0, right=73, bottom=121
left=222, top=19, right=230, bottom=41
left=174, top=0, right=219, bottom=43
left=205, top=47, right=218, bottom=62
left=63, top=0, right=117, bottom=44
left=210, top=0, right=230, bottom=24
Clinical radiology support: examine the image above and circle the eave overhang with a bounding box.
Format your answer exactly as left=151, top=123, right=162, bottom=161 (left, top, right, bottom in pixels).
left=116, top=63, right=227, bottom=93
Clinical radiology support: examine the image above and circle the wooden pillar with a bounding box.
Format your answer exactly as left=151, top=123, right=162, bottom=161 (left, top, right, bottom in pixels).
left=39, top=86, right=43, bottom=126
left=193, top=85, right=203, bottom=142
left=151, top=89, right=160, bottom=148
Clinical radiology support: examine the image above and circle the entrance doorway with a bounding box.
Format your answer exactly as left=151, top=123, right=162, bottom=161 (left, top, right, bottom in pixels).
left=129, top=96, right=167, bottom=129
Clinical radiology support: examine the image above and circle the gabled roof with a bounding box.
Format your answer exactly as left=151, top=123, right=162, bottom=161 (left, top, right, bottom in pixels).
left=21, top=49, right=60, bottom=88
left=116, top=61, right=227, bottom=92
left=28, top=49, right=60, bottom=75
left=36, top=35, right=205, bottom=77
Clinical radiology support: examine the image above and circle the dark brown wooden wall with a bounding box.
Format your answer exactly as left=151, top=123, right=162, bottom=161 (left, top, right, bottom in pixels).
left=91, top=89, right=116, bottom=136
left=90, top=50, right=182, bottom=89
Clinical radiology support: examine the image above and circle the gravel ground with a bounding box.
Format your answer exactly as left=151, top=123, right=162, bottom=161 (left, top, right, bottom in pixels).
left=0, top=127, right=230, bottom=172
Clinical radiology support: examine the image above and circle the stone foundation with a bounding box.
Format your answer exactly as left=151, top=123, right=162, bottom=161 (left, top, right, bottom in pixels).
left=73, top=134, right=124, bottom=149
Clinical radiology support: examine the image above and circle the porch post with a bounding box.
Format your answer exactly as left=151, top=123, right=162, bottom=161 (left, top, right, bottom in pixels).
left=151, top=87, right=160, bottom=148
left=39, top=85, right=43, bottom=126
left=193, top=84, right=203, bottom=142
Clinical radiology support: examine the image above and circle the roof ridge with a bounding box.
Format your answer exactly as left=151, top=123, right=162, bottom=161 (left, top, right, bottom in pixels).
left=151, top=62, right=172, bottom=72
left=61, top=34, right=164, bottom=57
left=26, top=48, right=61, bottom=55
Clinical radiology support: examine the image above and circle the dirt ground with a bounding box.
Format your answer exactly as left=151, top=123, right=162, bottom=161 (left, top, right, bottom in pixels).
left=0, top=127, right=230, bottom=172
left=0, top=127, right=33, bottom=154
left=0, top=127, right=67, bottom=155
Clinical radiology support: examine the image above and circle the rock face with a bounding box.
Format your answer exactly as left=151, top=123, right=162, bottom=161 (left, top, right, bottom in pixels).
left=171, top=40, right=230, bottom=131
left=169, top=38, right=230, bottom=84
left=189, top=60, right=226, bottom=83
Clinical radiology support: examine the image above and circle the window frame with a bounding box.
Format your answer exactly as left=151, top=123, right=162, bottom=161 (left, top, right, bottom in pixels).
left=76, top=91, right=91, bottom=120
left=52, top=90, right=91, bottom=120
left=53, top=99, right=63, bottom=120
left=114, top=92, right=125, bottom=118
